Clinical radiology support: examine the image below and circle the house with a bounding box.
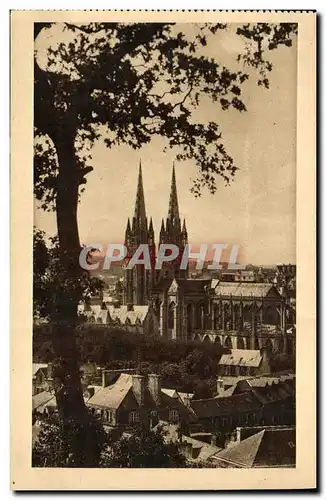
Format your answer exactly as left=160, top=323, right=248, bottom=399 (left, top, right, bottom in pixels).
left=78, top=302, right=159, bottom=335
left=32, top=363, right=49, bottom=395
left=159, top=423, right=222, bottom=463
left=86, top=370, right=196, bottom=429
left=190, top=391, right=263, bottom=443
left=32, top=390, right=56, bottom=414
left=190, top=378, right=295, bottom=442
left=212, top=426, right=295, bottom=468
left=218, top=348, right=271, bottom=378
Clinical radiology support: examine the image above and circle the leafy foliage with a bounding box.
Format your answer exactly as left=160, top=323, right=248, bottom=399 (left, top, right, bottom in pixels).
left=102, top=424, right=186, bottom=468
left=34, top=325, right=223, bottom=398
left=34, top=22, right=297, bottom=203
left=32, top=411, right=109, bottom=467
left=33, top=228, right=103, bottom=321
left=236, top=23, right=298, bottom=88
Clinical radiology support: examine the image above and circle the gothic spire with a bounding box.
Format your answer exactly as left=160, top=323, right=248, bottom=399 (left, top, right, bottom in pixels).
left=148, top=217, right=154, bottom=234
left=125, top=217, right=131, bottom=235
left=182, top=218, right=188, bottom=236
left=167, top=163, right=180, bottom=222
left=133, top=160, right=146, bottom=221
left=160, top=218, right=165, bottom=233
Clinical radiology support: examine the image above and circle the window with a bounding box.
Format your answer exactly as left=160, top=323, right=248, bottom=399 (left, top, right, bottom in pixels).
left=105, top=410, right=113, bottom=423
left=168, top=303, right=175, bottom=329
left=169, top=410, right=179, bottom=423
left=129, top=411, right=140, bottom=424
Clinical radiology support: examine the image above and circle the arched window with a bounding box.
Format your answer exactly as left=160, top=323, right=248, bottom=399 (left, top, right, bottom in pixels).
left=224, top=336, right=232, bottom=348
left=147, top=315, right=154, bottom=335
left=237, top=336, right=245, bottom=349
left=278, top=336, right=285, bottom=354
left=265, top=338, right=273, bottom=352
left=213, top=304, right=219, bottom=330
left=154, top=298, right=161, bottom=321
left=187, top=303, right=193, bottom=333
left=234, top=304, right=240, bottom=330
left=197, top=302, right=205, bottom=330
left=168, top=302, right=175, bottom=330
left=129, top=411, right=140, bottom=424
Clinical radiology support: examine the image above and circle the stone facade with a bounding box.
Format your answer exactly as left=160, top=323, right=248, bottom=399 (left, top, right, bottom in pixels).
left=122, top=163, right=295, bottom=353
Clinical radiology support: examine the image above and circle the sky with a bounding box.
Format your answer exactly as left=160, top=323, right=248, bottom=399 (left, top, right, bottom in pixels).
left=34, top=23, right=297, bottom=266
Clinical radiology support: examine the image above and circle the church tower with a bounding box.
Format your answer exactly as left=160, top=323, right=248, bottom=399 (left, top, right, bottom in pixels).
left=158, top=164, right=188, bottom=281
left=124, top=161, right=155, bottom=305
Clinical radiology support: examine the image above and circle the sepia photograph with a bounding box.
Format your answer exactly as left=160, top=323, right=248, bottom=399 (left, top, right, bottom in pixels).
left=11, top=10, right=316, bottom=490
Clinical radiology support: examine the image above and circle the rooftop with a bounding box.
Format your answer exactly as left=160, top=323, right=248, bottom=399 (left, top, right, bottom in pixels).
left=213, top=282, right=279, bottom=298
left=219, top=349, right=262, bottom=368
left=213, top=427, right=295, bottom=468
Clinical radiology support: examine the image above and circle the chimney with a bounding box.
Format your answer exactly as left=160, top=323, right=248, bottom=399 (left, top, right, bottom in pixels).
left=148, top=374, right=161, bottom=405
left=86, top=386, right=95, bottom=398
left=182, top=393, right=191, bottom=408
left=216, top=377, right=224, bottom=395
left=132, top=374, right=145, bottom=406
left=102, top=369, right=110, bottom=388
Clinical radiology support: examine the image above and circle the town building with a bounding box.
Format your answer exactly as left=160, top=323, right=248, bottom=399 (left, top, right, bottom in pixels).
left=218, top=349, right=271, bottom=378
left=189, top=378, right=295, bottom=445
left=212, top=426, right=295, bottom=468
left=79, top=163, right=295, bottom=355
left=123, top=162, right=188, bottom=307
left=32, top=363, right=49, bottom=395
left=86, top=369, right=196, bottom=429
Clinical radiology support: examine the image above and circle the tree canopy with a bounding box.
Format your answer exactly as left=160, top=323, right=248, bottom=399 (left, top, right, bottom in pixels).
left=33, top=20, right=297, bottom=444
left=34, top=22, right=297, bottom=207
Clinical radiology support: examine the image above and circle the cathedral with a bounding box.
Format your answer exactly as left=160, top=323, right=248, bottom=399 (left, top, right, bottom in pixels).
left=123, top=162, right=188, bottom=306
left=122, top=163, right=295, bottom=356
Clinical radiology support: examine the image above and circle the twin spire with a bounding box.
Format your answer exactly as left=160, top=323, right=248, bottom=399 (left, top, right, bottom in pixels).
left=126, top=160, right=187, bottom=242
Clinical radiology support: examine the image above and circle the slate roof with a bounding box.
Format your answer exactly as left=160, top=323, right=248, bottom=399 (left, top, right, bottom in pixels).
left=32, top=391, right=55, bottom=410
left=238, top=373, right=295, bottom=389
left=219, top=349, right=262, bottom=368
left=251, top=381, right=295, bottom=405
left=87, top=373, right=133, bottom=409
left=87, top=375, right=197, bottom=422
left=213, top=427, right=295, bottom=467
left=107, top=305, right=148, bottom=325
left=161, top=388, right=178, bottom=398
left=215, top=385, right=237, bottom=398
left=191, top=392, right=260, bottom=419
left=152, top=278, right=210, bottom=294
left=32, top=363, right=47, bottom=377
left=177, top=279, right=210, bottom=294
left=213, top=282, right=279, bottom=298
left=81, top=303, right=149, bottom=325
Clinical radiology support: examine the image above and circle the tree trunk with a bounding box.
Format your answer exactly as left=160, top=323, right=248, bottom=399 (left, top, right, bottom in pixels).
left=51, top=129, right=87, bottom=421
